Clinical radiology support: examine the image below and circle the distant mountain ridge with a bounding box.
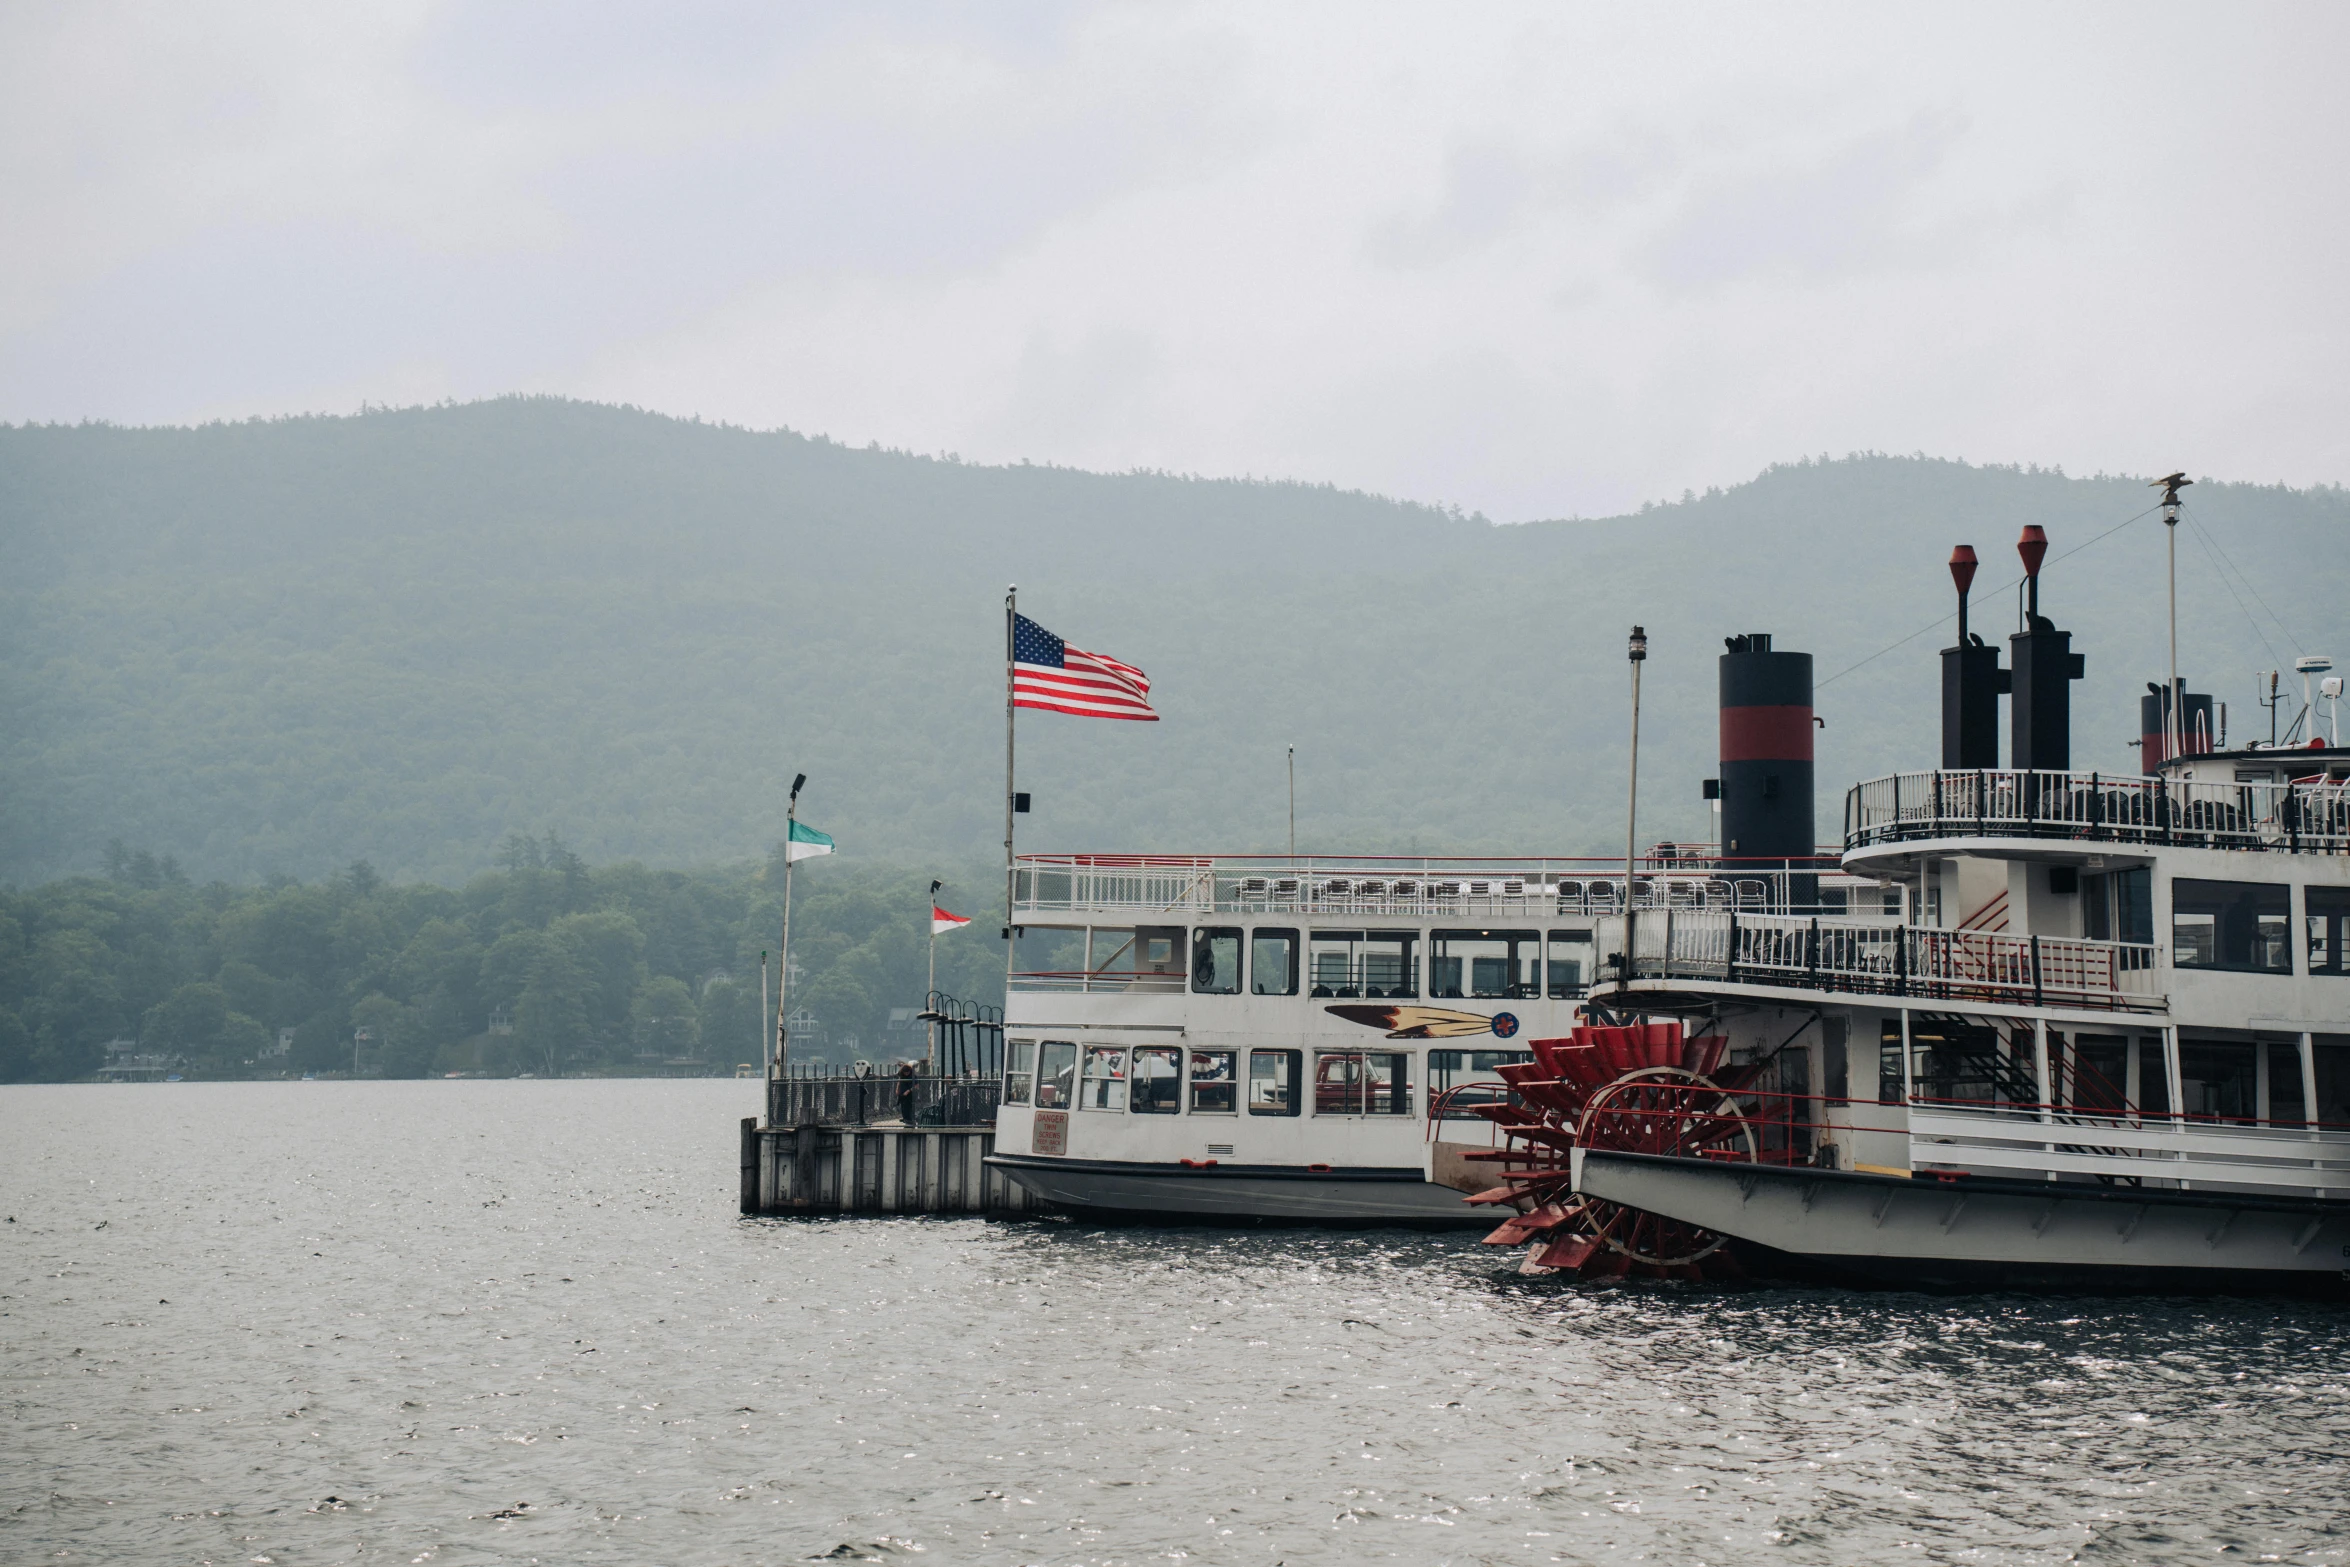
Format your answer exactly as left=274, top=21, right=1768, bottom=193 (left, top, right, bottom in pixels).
left=3, top=397, right=2340, bottom=886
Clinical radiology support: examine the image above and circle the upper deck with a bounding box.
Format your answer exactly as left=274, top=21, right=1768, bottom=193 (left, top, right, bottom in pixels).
left=1011, top=852, right=1870, bottom=926
left=1844, top=763, right=2350, bottom=864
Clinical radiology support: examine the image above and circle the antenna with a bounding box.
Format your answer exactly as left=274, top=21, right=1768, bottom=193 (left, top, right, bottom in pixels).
left=2296, top=655, right=2333, bottom=747
left=2153, top=473, right=2191, bottom=768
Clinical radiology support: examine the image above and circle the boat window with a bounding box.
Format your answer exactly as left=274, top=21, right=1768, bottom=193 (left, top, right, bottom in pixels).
left=1428, top=1049, right=1530, bottom=1118
left=1004, top=1038, right=1037, bottom=1106
left=1085, top=928, right=1135, bottom=988
left=1306, top=931, right=1416, bottom=998
left=1429, top=930, right=1540, bottom=999
left=2065, top=1034, right=2129, bottom=1113
left=1132, top=1046, right=1182, bottom=1113
left=2315, top=1036, right=2350, bottom=1126
left=1080, top=1045, right=1128, bottom=1111
left=1547, top=929, right=1594, bottom=999
left=1036, top=1041, right=1078, bottom=1109
left=2309, top=887, right=2350, bottom=976
left=1188, top=1049, right=1237, bottom=1113
left=1315, top=1051, right=1413, bottom=1115
left=2171, top=879, right=2290, bottom=973
left=1251, top=929, right=1299, bottom=995
left=1315, top=1051, right=1363, bottom=1115
left=1191, top=928, right=1242, bottom=994
left=2136, top=1037, right=2171, bottom=1116
left=1892, top=1017, right=2019, bottom=1107
left=2084, top=867, right=2156, bottom=944
left=1248, top=1049, right=1301, bottom=1115
left=2269, top=1039, right=2308, bottom=1125
left=2179, top=1039, right=2258, bottom=1123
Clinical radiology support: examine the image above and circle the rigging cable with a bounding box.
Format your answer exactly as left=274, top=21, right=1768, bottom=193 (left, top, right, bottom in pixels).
left=2177, top=507, right=2288, bottom=673
left=2178, top=502, right=2303, bottom=658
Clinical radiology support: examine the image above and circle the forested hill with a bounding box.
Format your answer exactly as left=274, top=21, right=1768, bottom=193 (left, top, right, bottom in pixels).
left=3, top=398, right=2342, bottom=887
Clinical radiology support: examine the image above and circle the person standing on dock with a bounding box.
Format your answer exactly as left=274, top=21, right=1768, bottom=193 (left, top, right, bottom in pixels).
left=896, top=1060, right=917, bottom=1125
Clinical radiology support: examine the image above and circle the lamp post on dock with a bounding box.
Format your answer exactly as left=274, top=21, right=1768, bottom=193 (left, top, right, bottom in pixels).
left=1620, top=626, right=1647, bottom=998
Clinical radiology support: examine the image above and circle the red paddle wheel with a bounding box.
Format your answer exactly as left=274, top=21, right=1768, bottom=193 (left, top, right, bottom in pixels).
left=1462, top=1020, right=1764, bottom=1280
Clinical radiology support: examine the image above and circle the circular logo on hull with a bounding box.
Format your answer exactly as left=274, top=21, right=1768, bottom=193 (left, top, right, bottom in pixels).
left=1490, top=1012, right=1520, bottom=1038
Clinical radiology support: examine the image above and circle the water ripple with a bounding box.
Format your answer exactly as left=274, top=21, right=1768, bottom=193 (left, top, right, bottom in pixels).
left=4, top=1081, right=2346, bottom=1565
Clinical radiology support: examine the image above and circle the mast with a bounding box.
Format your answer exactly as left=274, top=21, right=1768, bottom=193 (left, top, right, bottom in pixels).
left=928, top=878, right=941, bottom=1074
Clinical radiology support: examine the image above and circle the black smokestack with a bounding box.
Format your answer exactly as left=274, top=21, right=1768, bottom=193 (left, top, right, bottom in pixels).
left=1940, top=544, right=2004, bottom=768
left=1719, top=633, right=1814, bottom=892
left=2009, top=525, right=2084, bottom=771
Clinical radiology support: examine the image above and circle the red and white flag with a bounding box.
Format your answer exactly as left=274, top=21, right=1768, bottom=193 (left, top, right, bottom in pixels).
left=931, top=905, right=971, bottom=936
left=1012, top=613, right=1156, bottom=721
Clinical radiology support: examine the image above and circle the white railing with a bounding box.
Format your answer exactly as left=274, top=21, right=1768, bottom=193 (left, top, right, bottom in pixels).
left=1909, top=1102, right=2350, bottom=1195
left=1846, top=769, right=2350, bottom=855
left=1013, top=854, right=1862, bottom=921
left=1615, top=911, right=2165, bottom=1012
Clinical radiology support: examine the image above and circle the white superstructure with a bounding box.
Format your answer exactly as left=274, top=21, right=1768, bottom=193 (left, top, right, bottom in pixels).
left=983, top=855, right=1880, bottom=1222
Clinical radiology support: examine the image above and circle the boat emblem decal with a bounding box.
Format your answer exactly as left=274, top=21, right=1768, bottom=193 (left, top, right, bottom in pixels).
left=1325, top=1004, right=1513, bottom=1039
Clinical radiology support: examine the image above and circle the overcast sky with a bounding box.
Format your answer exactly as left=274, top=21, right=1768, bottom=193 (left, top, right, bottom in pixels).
left=5, top=2, right=2345, bottom=519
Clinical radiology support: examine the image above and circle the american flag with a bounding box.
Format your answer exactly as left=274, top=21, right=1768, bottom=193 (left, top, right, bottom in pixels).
left=1012, top=613, right=1157, bottom=721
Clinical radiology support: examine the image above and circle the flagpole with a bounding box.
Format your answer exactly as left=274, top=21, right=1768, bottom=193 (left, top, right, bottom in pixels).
left=776, top=772, right=805, bottom=1078
left=927, top=878, right=941, bottom=1075
left=1004, top=585, right=1018, bottom=1006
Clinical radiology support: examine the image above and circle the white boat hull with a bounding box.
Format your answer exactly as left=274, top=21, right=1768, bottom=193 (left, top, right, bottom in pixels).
left=985, top=1153, right=1492, bottom=1225
left=1574, top=1149, right=2350, bottom=1294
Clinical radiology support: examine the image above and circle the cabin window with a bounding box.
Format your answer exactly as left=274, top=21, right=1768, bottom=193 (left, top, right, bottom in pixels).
left=1080, top=1045, right=1128, bottom=1111
left=1429, top=930, right=1540, bottom=999
left=1036, top=1041, right=1078, bottom=1109
left=1315, top=1051, right=1412, bottom=1115
left=1085, top=928, right=1135, bottom=988
left=1248, top=1049, right=1301, bottom=1115
left=2084, top=868, right=2154, bottom=944
left=2179, top=1039, right=2258, bottom=1123
left=1131, top=1046, right=1182, bottom=1112
left=1547, top=929, right=1594, bottom=999
left=2269, top=1039, right=2308, bottom=1125
left=1188, top=1049, right=1237, bottom=1113
left=1428, top=1049, right=1531, bottom=1119
left=1885, top=1017, right=2019, bottom=1106
left=1004, top=1038, right=1037, bottom=1105
left=2137, top=1038, right=2171, bottom=1116
left=1250, top=929, right=1299, bottom=995
left=2309, top=888, right=2350, bottom=976
left=2314, top=1037, right=2350, bottom=1126
left=2066, top=1034, right=2129, bottom=1112
left=2171, top=879, right=2290, bottom=973
left=1307, top=931, right=1416, bottom=999
left=1192, top=928, right=1242, bottom=994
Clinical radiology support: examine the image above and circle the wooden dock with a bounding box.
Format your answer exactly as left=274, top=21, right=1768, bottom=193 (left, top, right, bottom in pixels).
left=740, top=1118, right=1043, bottom=1216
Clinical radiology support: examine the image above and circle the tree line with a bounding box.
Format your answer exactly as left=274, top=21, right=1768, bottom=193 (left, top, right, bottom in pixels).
left=0, top=834, right=1006, bottom=1082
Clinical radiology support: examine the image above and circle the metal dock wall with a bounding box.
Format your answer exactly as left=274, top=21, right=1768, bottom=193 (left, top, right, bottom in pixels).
left=740, top=1119, right=1041, bottom=1216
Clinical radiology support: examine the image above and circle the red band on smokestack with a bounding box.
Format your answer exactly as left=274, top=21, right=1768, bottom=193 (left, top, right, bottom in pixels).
left=1948, top=544, right=1978, bottom=595
left=1720, top=705, right=1815, bottom=762
left=2017, top=525, right=2047, bottom=578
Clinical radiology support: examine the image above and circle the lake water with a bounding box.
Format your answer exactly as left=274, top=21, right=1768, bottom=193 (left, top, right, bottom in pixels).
left=4, top=1080, right=2347, bottom=1565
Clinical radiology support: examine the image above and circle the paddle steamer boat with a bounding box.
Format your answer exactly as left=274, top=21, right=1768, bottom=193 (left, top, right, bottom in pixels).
left=1518, top=527, right=2350, bottom=1290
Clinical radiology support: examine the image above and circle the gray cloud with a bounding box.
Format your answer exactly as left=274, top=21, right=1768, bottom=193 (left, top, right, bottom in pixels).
left=2, top=1, right=2345, bottom=518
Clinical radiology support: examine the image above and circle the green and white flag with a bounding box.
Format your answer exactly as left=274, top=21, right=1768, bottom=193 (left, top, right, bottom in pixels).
left=785, top=820, right=835, bottom=863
